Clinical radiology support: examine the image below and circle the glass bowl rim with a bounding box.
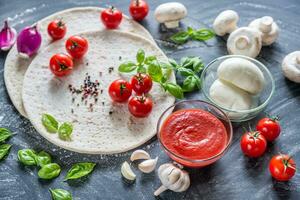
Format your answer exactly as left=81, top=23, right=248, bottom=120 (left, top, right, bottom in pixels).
left=201, top=55, right=275, bottom=113
left=156, top=99, right=233, bottom=164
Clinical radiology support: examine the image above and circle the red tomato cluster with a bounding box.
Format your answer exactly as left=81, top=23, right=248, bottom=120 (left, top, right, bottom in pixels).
left=240, top=116, right=297, bottom=181
left=108, top=73, right=153, bottom=118
left=100, top=1, right=149, bottom=29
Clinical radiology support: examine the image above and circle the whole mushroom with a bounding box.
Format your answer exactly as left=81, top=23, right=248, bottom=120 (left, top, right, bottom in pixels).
left=227, top=27, right=262, bottom=58
left=213, top=10, right=239, bottom=36
left=282, top=51, right=300, bottom=83
left=154, top=163, right=190, bottom=196
left=249, top=16, right=279, bottom=46
left=154, top=2, right=187, bottom=29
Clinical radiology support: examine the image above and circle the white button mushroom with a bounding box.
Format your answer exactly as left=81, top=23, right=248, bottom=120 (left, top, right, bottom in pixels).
left=227, top=27, right=262, bottom=58
left=217, top=57, right=265, bottom=94
left=282, top=51, right=300, bottom=83
left=249, top=16, right=279, bottom=46
left=213, top=10, right=239, bottom=36
left=154, top=2, right=187, bottom=29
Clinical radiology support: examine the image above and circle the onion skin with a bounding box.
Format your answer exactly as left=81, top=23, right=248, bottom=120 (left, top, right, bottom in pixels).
left=17, top=25, right=42, bottom=58
left=0, top=20, right=17, bottom=51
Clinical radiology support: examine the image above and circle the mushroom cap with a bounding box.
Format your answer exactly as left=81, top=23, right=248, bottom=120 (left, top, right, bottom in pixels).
left=282, top=51, right=300, bottom=83
left=227, top=27, right=262, bottom=58
left=154, top=2, right=187, bottom=23
left=213, top=10, right=239, bottom=36
left=249, top=16, right=279, bottom=46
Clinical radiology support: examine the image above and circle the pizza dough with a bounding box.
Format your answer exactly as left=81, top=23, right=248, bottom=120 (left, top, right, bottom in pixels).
left=4, top=7, right=154, bottom=117
left=22, top=30, right=175, bottom=154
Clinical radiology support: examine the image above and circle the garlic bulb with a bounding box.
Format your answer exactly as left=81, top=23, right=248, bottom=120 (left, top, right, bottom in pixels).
left=138, top=157, right=158, bottom=173
left=154, top=163, right=190, bottom=196
left=130, top=149, right=151, bottom=161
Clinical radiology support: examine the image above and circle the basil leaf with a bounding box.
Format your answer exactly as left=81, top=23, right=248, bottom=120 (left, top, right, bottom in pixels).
left=58, top=122, right=73, bottom=141
left=38, top=163, right=61, bottom=179
left=192, top=58, right=204, bottom=73
left=36, top=151, right=52, bottom=167
left=147, top=60, right=163, bottom=82
left=50, top=189, right=72, bottom=200
left=137, top=65, right=147, bottom=73
left=0, top=128, right=12, bottom=143
left=164, top=82, right=184, bottom=99
left=42, top=114, right=59, bottom=133
left=18, top=149, right=37, bottom=166
left=168, top=59, right=178, bottom=68
left=136, top=49, right=145, bottom=64
left=65, top=162, right=96, bottom=181
left=182, top=76, right=197, bottom=92
left=191, top=29, right=215, bottom=41
left=194, top=74, right=202, bottom=89
left=170, top=31, right=190, bottom=44
left=159, top=62, right=172, bottom=69
left=118, top=61, right=137, bottom=73
left=0, top=144, right=12, bottom=161
left=144, top=56, right=157, bottom=65
left=180, top=57, right=192, bottom=67
left=187, top=26, right=194, bottom=35
left=177, top=67, right=194, bottom=76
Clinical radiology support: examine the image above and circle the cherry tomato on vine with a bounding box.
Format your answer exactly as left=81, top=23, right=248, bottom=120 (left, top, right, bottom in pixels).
left=101, top=6, right=123, bottom=29
left=47, top=19, right=67, bottom=40
left=240, top=131, right=267, bottom=158
left=256, top=117, right=281, bottom=142
left=109, top=79, right=132, bottom=102
left=65, top=35, right=88, bottom=59
left=128, top=95, right=153, bottom=118
left=129, top=0, right=149, bottom=21
left=49, top=53, right=73, bottom=77
left=269, top=154, right=296, bottom=181
left=130, top=73, right=153, bottom=94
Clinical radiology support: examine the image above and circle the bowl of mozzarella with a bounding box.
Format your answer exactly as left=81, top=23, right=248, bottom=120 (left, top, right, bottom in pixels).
left=201, top=55, right=275, bottom=122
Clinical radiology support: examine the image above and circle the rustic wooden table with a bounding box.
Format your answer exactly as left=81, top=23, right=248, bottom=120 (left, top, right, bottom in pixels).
left=0, top=0, right=299, bottom=199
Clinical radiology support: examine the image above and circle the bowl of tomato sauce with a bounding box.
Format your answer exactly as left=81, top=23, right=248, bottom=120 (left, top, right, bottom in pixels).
left=157, top=100, right=233, bottom=168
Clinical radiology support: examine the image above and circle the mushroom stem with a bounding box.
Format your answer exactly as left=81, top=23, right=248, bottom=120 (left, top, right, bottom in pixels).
left=154, top=185, right=168, bottom=196
left=296, top=55, right=300, bottom=65
left=235, top=36, right=250, bottom=50
left=164, top=21, right=179, bottom=29
left=259, top=16, right=273, bottom=33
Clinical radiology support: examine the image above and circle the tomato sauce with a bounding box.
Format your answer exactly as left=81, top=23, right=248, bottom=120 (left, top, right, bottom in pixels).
left=160, top=109, right=228, bottom=160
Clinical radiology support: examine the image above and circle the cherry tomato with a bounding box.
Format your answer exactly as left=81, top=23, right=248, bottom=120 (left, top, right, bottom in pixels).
left=65, top=35, right=88, bottom=59
left=256, top=117, right=281, bottom=142
left=49, top=53, right=73, bottom=77
left=109, top=79, right=132, bottom=102
left=130, top=73, right=153, bottom=94
left=240, top=131, right=267, bottom=158
left=47, top=19, right=67, bottom=40
left=101, top=6, right=123, bottom=29
left=128, top=95, right=153, bottom=118
left=129, top=0, right=149, bottom=21
left=269, top=154, right=296, bottom=181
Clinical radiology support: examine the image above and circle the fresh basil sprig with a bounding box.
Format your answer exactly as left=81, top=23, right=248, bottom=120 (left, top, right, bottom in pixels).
left=170, top=27, right=215, bottom=44
left=0, top=128, right=13, bottom=143
left=118, top=49, right=184, bottom=99
left=0, top=144, right=12, bottom=161
left=18, top=149, right=37, bottom=166
left=169, top=57, right=204, bottom=92
left=58, top=122, right=73, bottom=141
left=38, top=163, right=61, bottom=179
left=36, top=151, right=52, bottom=167
left=50, top=188, right=72, bottom=200
left=64, top=162, right=96, bottom=181
left=42, top=114, right=59, bottom=133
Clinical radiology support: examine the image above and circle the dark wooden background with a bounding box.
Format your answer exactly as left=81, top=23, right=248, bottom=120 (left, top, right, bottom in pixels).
left=0, top=0, right=299, bottom=199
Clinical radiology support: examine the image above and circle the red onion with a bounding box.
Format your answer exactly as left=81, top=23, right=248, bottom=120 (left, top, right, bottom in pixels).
left=0, top=20, right=17, bottom=51
left=17, top=24, right=42, bottom=58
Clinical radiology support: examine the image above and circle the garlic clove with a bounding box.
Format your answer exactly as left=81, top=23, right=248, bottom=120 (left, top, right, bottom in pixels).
left=177, top=172, right=190, bottom=192
left=130, top=149, right=151, bottom=162
left=121, top=161, right=136, bottom=181
left=0, top=20, right=17, bottom=51
left=138, top=157, right=158, bottom=173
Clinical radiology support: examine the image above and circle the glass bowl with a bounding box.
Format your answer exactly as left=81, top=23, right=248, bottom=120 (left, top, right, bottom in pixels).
left=201, top=55, right=275, bottom=122
left=157, top=100, right=233, bottom=168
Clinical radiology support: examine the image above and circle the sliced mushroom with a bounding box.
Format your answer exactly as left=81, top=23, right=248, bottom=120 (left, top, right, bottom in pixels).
left=227, top=27, right=262, bottom=58
left=154, top=2, right=187, bottom=29
left=282, top=51, right=300, bottom=83
left=249, top=16, right=279, bottom=46
left=213, top=10, right=239, bottom=36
